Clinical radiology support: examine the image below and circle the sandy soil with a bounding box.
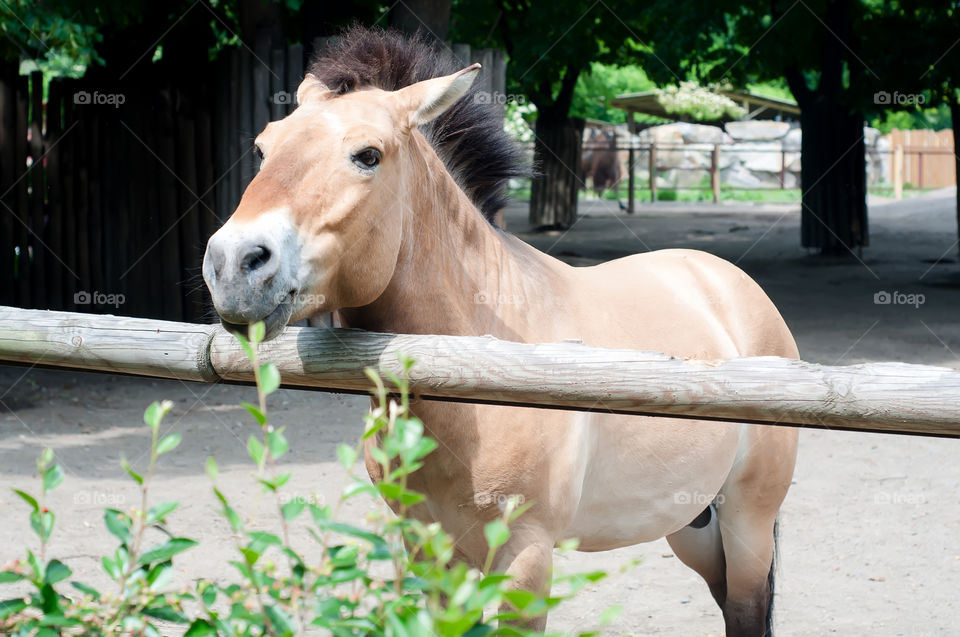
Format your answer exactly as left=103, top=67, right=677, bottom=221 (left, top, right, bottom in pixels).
left=2, top=190, right=960, bottom=636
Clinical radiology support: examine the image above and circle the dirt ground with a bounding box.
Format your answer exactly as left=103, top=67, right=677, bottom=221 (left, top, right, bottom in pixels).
left=3, top=190, right=960, bottom=636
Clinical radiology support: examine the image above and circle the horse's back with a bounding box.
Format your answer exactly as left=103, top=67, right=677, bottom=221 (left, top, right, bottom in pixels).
left=572, top=248, right=798, bottom=360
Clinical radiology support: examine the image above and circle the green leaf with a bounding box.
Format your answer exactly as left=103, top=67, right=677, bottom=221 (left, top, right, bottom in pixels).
left=101, top=555, right=122, bottom=580
left=120, top=457, right=143, bottom=485
left=260, top=472, right=292, bottom=492
left=137, top=538, right=198, bottom=566
left=42, top=464, right=64, bottom=493
left=146, top=501, right=178, bottom=525
left=26, top=550, right=43, bottom=581
left=342, top=481, right=376, bottom=500
left=600, top=604, right=622, bottom=624
left=39, top=448, right=54, bottom=469
left=337, top=444, right=357, bottom=469
left=241, top=401, right=267, bottom=425
left=223, top=505, right=243, bottom=532
left=156, top=433, right=181, bottom=455
left=71, top=581, right=101, bottom=599
left=31, top=510, right=55, bottom=543
left=234, top=332, right=255, bottom=361
left=247, top=435, right=264, bottom=465
left=44, top=560, right=70, bottom=584
left=142, top=603, right=188, bottom=623
left=198, top=581, right=217, bottom=607
left=484, top=520, right=510, bottom=551
left=146, top=562, right=173, bottom=592
left=0, top=598, right=27, bottom=620
left=12, top=489, right=38, bottom=512
left=247, top=531, right=282, bottom=555
left=104, top=509, right=133, bottom=546
left=213, top=488, right=243, bottom=531
left=281, top=499, right=305, bottom=521
left=315, top=520, right=390, bottom=558
left=266, top=429, right=288, bottom=459
left=184, top=619, right=218, bottom=637
left=249, top=321, right=265, bottom=344
left=503, top=589, right=537, bottom=611
left=259, top=362, right=281, bottom=395
left=264, top=603, right=297, bottom=635
left=0, top=570, right=24, bottom=584
left=144, top=400, right=173, bottom=430
left=205, top=456, right=219, bottom=481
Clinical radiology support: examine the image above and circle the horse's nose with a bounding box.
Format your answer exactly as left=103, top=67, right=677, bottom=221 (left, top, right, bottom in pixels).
left=204, top=238, right=279, bottom=285
left=239, top=243, right=276, bottom=278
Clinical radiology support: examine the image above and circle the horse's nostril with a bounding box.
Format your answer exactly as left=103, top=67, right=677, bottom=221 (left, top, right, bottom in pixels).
left=241, top=245, right=272, bottom=274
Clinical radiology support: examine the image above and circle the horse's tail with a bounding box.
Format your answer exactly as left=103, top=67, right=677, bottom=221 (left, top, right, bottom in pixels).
left=765, top=517, right=780, bottom=636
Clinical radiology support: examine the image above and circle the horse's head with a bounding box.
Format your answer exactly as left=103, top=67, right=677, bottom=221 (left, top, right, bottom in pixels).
left=203, top=64, right=480, bottom=338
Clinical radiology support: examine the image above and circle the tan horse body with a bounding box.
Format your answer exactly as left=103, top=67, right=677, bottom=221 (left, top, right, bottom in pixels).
left=203, top=34, right=798, bottom=636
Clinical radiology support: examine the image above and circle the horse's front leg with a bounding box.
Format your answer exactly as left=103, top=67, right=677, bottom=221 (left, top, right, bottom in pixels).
left=489, top=522, right=555, bottom=631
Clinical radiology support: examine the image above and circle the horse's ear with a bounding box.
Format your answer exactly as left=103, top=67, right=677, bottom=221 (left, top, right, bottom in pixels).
left=396, top=63, right=481, bottom=127
left=297, top=74, right=332, bottom=105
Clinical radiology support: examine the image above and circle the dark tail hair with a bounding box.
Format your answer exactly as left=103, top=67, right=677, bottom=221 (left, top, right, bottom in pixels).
left=765, top=517, right=780, bottom=636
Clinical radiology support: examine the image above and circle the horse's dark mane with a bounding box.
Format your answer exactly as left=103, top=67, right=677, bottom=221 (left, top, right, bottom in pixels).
left=306, top=27, right=528, bottom=222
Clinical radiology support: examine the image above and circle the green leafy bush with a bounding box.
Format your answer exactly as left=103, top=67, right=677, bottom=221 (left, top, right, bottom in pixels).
left=1, top=323, right=618, bottom=636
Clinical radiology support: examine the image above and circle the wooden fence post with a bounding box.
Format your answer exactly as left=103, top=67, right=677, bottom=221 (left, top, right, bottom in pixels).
left=649, top=142, right=657, bottom=202
left=893, top=144, right=904, bottom=200
left=711, top=144, right=720, bottom=203
left=780, top=149, right=787, bottom=189
left=918, top=150, right=924, bottom=189
left=627, top=144, right=635, bottom=214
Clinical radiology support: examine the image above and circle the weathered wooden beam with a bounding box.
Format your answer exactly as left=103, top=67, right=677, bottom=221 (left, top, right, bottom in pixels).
left=2, top=306, right=960, bottom=437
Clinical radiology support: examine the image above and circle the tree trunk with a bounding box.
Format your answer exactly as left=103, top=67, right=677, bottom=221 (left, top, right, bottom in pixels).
left=529, top=112, right=584, bottom=229
left=951, top=100, right=960, bottom=260
left=798, top=98, right=868, bottom=254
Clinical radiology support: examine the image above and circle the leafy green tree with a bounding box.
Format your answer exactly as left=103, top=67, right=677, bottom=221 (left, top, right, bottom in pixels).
left=863, top=1, right=960, bottom=256
left=452, top=0, right=650, bottom=228
left=571, top=62, right=656, bottom=123
left=645, top=0, right=882, bottom=255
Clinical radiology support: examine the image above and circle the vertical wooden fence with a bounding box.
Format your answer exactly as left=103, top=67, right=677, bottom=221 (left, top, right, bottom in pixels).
left=0, top=40, right=505, bottom=323
left=0, top=41, right=301, bottom=322
left=887, top=129, right=955, bottom=192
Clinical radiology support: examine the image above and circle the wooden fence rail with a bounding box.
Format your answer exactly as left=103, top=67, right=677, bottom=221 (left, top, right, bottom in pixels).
left=2, top=306, right=960, bottom=438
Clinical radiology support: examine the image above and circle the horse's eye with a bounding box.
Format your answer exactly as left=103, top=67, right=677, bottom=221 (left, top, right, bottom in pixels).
left=353, top=148, right=381, bottom=169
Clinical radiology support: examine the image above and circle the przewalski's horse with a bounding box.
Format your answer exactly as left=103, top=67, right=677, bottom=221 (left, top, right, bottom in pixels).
left=582, top=127, right=622, bottom=198
left=202, top=28, right=798, bottom=636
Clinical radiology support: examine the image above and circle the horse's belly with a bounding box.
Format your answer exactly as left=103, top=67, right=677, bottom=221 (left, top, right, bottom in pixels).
left=561, top=415, right=741, bottom=551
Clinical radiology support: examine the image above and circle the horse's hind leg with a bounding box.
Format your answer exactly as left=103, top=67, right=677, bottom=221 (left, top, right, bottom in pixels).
left=666, top=503, right=727, bottom=606
left=715, top=425, right=797, bottom=637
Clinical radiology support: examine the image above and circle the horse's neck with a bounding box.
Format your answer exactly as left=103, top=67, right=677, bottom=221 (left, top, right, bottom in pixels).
left=339, top=134, right=561, bottom=340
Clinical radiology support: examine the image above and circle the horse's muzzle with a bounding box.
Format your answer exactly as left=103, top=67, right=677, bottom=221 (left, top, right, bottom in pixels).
left=202, top=214, right=300, bottom=340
